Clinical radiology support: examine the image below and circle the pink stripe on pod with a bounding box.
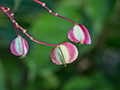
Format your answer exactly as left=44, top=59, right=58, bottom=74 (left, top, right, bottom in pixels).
left=51, top=42, right=78, bottom=66
left=21, top=37, right=29, bottom=57
left=68, top=24, right=91, bottom=45
left=61, top=42, right=78, bottom=63
left=78, top=24, right=91, bottom=44
left=10, top=35, right=29, bottom=58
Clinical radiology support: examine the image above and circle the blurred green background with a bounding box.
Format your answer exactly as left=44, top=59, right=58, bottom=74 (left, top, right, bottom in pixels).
left=0, top=0, right=120, bottom=90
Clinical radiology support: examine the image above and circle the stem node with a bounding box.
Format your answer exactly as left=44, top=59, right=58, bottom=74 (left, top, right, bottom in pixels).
left=49, top=10, right=52, bottom=13
left=34, top=0, right=77, bottom=24
left=15, top=22, right=19, bottom=27
left=12, top=20, right=15, bottom=23
left=30, top=37, right=33, bottom=40
left=23, top=29, right=27, bottom=33
left=11, top=13, right=14, bottom=16
left=55, top=13, right=58, bottom=16
left=42, top=3, right=46, bottom=6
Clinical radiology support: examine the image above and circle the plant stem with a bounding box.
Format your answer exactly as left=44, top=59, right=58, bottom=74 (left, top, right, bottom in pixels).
left=0, top=5, right=20, bottom=35
left=33, top=0, right=77, bottom=24
left=18, top=25, right=59, bottom=46
left=0, top=4, right=59, bottom=47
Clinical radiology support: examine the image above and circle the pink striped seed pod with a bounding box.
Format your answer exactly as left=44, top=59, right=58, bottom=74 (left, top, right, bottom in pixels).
left=68, top=24, right=91, bottom=45
left=10, top=35, right=28, bottom=58
left=51, top=42, right=78, bottom=67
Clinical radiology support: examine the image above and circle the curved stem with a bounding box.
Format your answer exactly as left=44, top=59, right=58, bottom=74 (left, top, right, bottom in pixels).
left=0, top=5, right=20, bottom=35
left=33, top=0, right=77, bottom=24
left=18, top=25, right=59, bottom=46
left=0, top=4, right=59, bottom=47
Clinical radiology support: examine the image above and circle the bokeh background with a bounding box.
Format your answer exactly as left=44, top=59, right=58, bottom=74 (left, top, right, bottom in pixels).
left=0, top=0, right=120, bottom=90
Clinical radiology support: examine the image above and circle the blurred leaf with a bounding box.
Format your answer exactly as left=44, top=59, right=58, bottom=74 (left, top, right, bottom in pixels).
left=3, top=57, right=25, bottom=90
left=0, top=58, right=6, bottom=90
left=56, top=0, right=83, bottom=22
left=92, top=70, right=114, bottom=90
left=39, top=69, right=60, bottom=89
left=13, top=0, right=21, bottom=12
left=63, top=75, right=93, bottom=90
left=85, top=0, right=117, bottom=37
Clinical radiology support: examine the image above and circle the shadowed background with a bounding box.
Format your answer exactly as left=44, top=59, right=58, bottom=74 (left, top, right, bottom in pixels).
left=0, top=0, right=120, bottom=90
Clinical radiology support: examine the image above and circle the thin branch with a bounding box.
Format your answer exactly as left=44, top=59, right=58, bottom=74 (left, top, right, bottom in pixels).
left=18, top=25, right=58, bottom=46
left=0, top=4, right=59, bottom=47
left=0, top=6, right=20, bottom=35
left=33, top=0, right=77, bottom=25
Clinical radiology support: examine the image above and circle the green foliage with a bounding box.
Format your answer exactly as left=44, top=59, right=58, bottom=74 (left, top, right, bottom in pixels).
left=0, top=0, right=120, bottom=90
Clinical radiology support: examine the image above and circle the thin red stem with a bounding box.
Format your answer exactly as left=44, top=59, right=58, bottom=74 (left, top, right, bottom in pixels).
left=18, top=25, right=58, bottom=46
left=33, top=0, right=77, bottom=24
left=0, top=4, right=59, bottom=47
left=0, top=5, right=20, bottom=35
